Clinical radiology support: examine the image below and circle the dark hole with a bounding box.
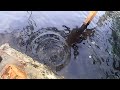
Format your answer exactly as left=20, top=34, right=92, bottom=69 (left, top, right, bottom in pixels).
left=0, top=56, right=2, bottom=63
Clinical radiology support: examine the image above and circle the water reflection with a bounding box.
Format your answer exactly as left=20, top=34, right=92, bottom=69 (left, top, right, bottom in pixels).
left=109, top=12, right=120, bottom=74
left=95, top=11, right=120, bottom=79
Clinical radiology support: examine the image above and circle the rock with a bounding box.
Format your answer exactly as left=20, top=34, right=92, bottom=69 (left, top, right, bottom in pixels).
left=0, top=43, right=63, bottom=79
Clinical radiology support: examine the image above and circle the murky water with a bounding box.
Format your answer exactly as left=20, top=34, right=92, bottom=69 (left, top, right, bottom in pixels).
left=0, top=11, right=120, bottom=79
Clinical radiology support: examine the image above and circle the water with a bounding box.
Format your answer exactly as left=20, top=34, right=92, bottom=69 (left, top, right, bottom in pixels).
left=0, top=11, right=120, bottom=79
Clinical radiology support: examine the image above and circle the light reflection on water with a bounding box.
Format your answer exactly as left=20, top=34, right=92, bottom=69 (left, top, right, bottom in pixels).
left=0, top=11, right=120, bottom=79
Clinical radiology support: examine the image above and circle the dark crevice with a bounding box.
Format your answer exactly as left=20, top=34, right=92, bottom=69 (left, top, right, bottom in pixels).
left=0, top=56, right=2, bottom=63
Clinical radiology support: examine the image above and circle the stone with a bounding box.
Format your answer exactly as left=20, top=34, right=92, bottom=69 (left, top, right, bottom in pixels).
left=0, top=43, right=63, bottom=79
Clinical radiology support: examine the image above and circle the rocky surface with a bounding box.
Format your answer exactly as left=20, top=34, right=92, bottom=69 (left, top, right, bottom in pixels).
left=0, top=43, right=63, bottom=79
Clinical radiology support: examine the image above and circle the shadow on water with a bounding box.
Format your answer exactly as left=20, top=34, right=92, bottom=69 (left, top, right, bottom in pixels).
left=1, top=11, right=120, bottom=79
